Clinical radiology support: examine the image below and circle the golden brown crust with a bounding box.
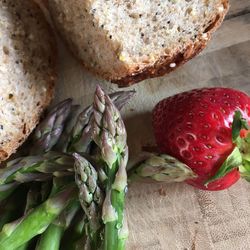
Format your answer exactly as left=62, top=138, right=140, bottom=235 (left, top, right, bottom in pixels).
left=113, top=40, right=206, bottom=87
left=113, top=1, right=229, bottom=87
left=0, top=0, right=56, bottom=162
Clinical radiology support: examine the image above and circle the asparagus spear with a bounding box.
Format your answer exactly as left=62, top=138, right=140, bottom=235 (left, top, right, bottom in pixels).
left=24, top=184, right=41, bottom=214
left=31, top=99, right=72, bottom=154
left=0, top=183, right=18, bottom=202
left=61, top=211, right=86, bottom=250
left=15, top=244, right=29, bottom=250
left=0, top=184, right=77, bottom=250
left=0, top=152, right=197, bottom=205
left=1, top=189, right=30, bottom=250
left=0, top=152, right=74, bottom=186
left=15, top=99, right=74, bottom=249
left=92, top=86, right=129, bottom=250
left=0, top=90, right=134, bottom=249
left=55, top=105, right=82, bottom=153
left=15, top=184, right=42, bottom=250
left=36, top=201, right=79, bottom=250
left=36, top=224, right=63, bottom=250
left=0, top=204, right=12, bottom=231
left=67, top=90, right=135, bottom=154
left=27, top=100, right=74, bottom=249
left=28, top=90, right=135, bottom=155
left=34, top=176, right=78, bottom=250
left=128, top=154, right=197, bottom=183
left=40, top=181, right=52, bottom=202
left=109, top=90, right=136, bottom=111
left=74, top=153, right=104, bottom=249
left=0, top=196, right=18, bottom=231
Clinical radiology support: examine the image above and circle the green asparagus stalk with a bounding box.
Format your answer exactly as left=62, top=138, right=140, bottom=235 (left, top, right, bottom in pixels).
left=40, top=181, right=52, bottom=202
left=67, top=90, right=136, bottom=154
left=0, top=186, right=29, bottom=229
left=128, top=154, right=197, bottom=183
left=36, top=201, right=80, bottom=250
left=18, top=99, right=75, bottom=250
left=74, top=153, right=104, bottom=249
left=27, top=91, right=135, bottom=156
left=0, top=151, right=197, bottom=204
left=15, top=184, right=43, bottom=250
left=92, top=86, right=129, bottom=250
left=15, top=244, right=29, bottom=250
left=0, top=90, right=134, bottom=250
left=61, top=211, right=86, bottom=250
left=109, top=90, right=136, bottom=111
left=26, top=99, right=73, bottom=249
left=24, top=184, right=41, bottom=214
left=0, top=184, right=77, bottom=250
left=55, top=105, right=82, bottom=153
left=36, top=224, right=63, bottom=250
left=31, top=99, right=72, bottom=154
left=29, top=91, right=134, bottom=156
left=0, top=183, right=18, bottom=202
left=35, top=177, right=78, bottom=250
left=0, top=206, right=12, bottom=232
left=67, top=105, right=93, bottom=153
left=0, top=88, right=199, bottom=250
left=0, top=152, right=74, bottom=186
left=0, top=198, right=17, bottom=231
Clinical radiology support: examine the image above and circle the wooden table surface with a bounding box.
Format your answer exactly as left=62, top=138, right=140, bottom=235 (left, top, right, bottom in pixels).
left=49, top=1, right=250, bottom=249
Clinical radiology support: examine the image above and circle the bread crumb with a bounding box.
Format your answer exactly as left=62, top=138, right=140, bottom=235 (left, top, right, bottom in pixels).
left=119, top=54, right=126, bottom=62
left=169, top=63, right=176, bottom=68
left=158, top=188, right=167, bottom=196
left=42, top=86, right=47, bottom=92
left=186, top=7, right=196, bottom=17
left=3, top=46, right=9, bottom=55
left=202, top=33, right=208, bottom=40
left=217, top=5, right=224, bottom=13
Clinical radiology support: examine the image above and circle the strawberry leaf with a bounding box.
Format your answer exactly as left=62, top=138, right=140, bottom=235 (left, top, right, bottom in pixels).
left=238, top=133, right=250, bottom=182
left=239, top=162, right=250, bottom=182
left=232, top=110, right=249, bottom=144
left=204, top=147, right=242, bottom=186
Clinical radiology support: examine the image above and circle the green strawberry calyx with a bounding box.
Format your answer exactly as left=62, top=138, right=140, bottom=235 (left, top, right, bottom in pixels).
left=205, top=110, right=250, bottom=186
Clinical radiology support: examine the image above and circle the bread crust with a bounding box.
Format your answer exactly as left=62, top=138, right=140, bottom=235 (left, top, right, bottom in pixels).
left=0, top=0, right=56, bottom=162
left=113, top=1, right=229, bottom=87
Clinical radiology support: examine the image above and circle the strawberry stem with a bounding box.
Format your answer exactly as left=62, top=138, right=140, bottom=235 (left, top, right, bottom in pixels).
left=232, top=110, right=249, bottom=144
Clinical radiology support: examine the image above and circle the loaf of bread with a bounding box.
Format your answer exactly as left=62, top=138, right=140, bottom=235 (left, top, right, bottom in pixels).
left=48, top=0, right=228, bottom=87
left=0, top=0, right=56, bottom=162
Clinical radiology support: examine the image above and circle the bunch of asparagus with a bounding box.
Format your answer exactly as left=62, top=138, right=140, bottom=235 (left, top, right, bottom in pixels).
left=0, top=86, right=195, bottom=250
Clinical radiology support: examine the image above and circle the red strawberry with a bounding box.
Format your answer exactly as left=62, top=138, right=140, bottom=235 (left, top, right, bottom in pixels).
left=152, top=88, right=250, bottom=191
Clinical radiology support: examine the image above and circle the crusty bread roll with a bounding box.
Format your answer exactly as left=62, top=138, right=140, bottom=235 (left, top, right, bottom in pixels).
left=0, top=0, right=56, bottom=162
left=48, top=0, right=228, bottom=87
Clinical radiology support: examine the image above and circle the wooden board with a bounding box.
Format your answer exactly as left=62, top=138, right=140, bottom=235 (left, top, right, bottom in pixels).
left=47, top=2, right=250, bottom=249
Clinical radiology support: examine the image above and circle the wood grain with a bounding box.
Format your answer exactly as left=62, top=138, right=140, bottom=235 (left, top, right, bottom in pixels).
left=45, top=1, right=250, bottom=249
left=227, top=0, right=250, bottom=19
left=203, top=14, right=250, bottom=54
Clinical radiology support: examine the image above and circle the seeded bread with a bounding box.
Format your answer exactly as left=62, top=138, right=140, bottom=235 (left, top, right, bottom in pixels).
left=0, top=0, right=56, bottom=162
left=48, top=0, right=228, bottom=87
